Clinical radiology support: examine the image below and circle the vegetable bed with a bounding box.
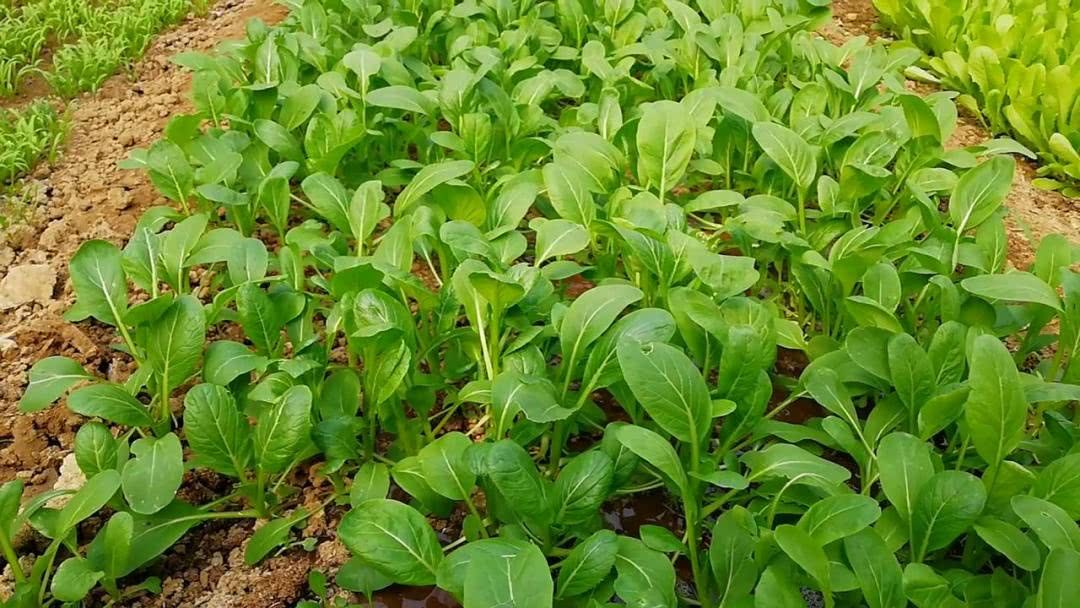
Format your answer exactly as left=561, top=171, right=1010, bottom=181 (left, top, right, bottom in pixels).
left=6, top=0, right=1080, bottom=606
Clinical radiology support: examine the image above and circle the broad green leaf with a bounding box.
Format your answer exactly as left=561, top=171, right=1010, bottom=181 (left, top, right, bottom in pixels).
left=774, top=525, right=830, bottom=596
left=147, top=295, right=206, bottom=397
left=617, top=340, right=710, bottom=444
left=613, top=536, right=677, bottom=608
left=1032, top=453, right=1080, bottom=518
left=485, top=440, right=552, bottom=524
left=51, top=557, right=103, bottom=602
left=183, top=383, right=252, bottom=478
left=961, top=272, right=1062, bottom=310
left=614, top=424, right=687, bottom=494
left=74, top=422, right=120, bottom=477
left=709, top=506, right=758, bottom=606
left=742, top=443, right=851, bottom=489
left=973, top=516, right=1040, bottom=571
left=65, top=240, right=127, bottom=327
left=418, top=432, right=476, bottom=501
left=338, top=499, right=442, bottom=585
left=636, top=100, right=695, bottom=196
left=543, top=159, right=596, bottom=226
left=752, top=122, right=817, bottom=191
left=20, top=356, right=93, bottom=412
left=902, top=563, right=965, bottom=608
left=843, top=529, right=905, bottom=608
left=948, top=156, right=1014, bottom=234
left=798, top=495, right=881, bottom=545
left=301, top=172, right=352, bottom=233
left=533, top=218, right=590, bottom=265
left=366, top=85, right=435, bottom=115
left=245, top=509, right=309, bottom=565
left=56, top=470, right=121, bottom=535
left=964, top=335, right=1028, bottom=471
left=1037, top=548, right=1080, bottom=608
left=878, top=432, right=935, bottom=523
left=122, top=433, right=184, bottom=515
left=203, top=340, right=267, bottom=386
left=464, top=541, right=552, bottom=608
left=254, top=386, right=313, bottom=474
left=1011, top=495, right=1080, bottom=551
left=911, top=471, right=986, bottom=559
left=67, top=383, right=153, bottom=427
left=395, top=160, right=475, bottom=217
left=556, top=529, right=618, bottom=598
left=554, top=450, right=614, bottom=525
left=351, top=462, right=390, bottom=506
left=560, top=284, right=643, bottom=377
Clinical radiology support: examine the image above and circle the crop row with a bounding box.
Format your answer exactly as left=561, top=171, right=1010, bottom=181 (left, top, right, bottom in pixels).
left=9, top=0, right=1080, bottom=607
left=874, top=0, right=1080, bottom=196
left=0, top=101, right=66, bottom=189
left=0, top=0, right=206, bottom=98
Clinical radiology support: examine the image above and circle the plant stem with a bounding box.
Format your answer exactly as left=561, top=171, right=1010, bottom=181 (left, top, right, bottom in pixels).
left=0, top=533, right=24, bottom=583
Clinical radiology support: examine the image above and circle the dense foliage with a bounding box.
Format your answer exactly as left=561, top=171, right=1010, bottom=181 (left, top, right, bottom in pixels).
left=873, top=0, right=1080, bottom=195
left=0, top=100, right=66, bottom=187
left=11, top=0, right=1080, bottom=606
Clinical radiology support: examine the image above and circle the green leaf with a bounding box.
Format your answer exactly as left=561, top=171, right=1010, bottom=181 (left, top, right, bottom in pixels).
left=973, top=516, right=1041, bottom=571
left=798, top=494, right=881, bottom=545
left=67, top=383, right=153, bottom=427
left=394, top=160, right=475, bottom=217
left=613, top=536, right=677, bottom=607
left=774, top=524, right=831, bottom=597
left=203, top=340, right=267, bottom=386
left=122, top=433, right=184, bottom=515
left=485, top=440, right=552, bottom=525
left=948, top=156, right=1014, bottom=234
left=65, top=240, right=127, bottom=327
left=964, top=335, right=1029, bottom=470
left=351, top=462, right=390, bottom=506
left=97, top=511, right=133, bottom=580
left=560, top=284, right=643, bottom=377
left=877, top=432, right=935, bottom=523
left=338, top=499, right=442, bottom=585
left=236, top=283, right=283, bottom=356
left=147, top=295, right=206, bottom=397
left=614, top=424, right=687, bottom=494
left=245, top=509, right=309, bottom=565
left=709, top=506, right=758, bottom=606
left=418, top=432, right=476, bottom=501
left=1032, top=453, right=1080, bottom=519
left=464, top=541, right=552, bottom=608
left=961, top=271, right=1062, bottom=310
left=19, top=356, right=92, bottom=412
left=617, top=340, right=710, bottom=444
left=902, top=563, right=965, bottom=608
left=254, top=119, right=303, bottom=162
left=554, top=450, right=614, bottom=525
left=636, top=100, right=695, bottom=196
left=742, top=443, right=851, bottom=489
left=183, top=383, right=252, bottom=478
left=556, top=529, right=618, bottom=598
left=1011, top=495, right=1080, bottom=551
left=57, top=470, right=121, bottom=535
left=887, top=333, right=935, bottom=421
left=1037, top=548, right=1080, bottom=608
left=254, top=385, right=313, bottom=474
left=911, top=471, right=986, bottom=560
left=752, top=121, right=817, bottom=191
left=74, top=422, right=120, bottom=477
left=533, top=218, right=590, bottom=265
left=366, top=85, right=435, bottom=115
left=543, top=159, right=596, bottom=227
left=51, top=557, right=103, bottom=602
left=301, top=172, right=352, bottom=233
left=843, top=529, right=905, bottom=608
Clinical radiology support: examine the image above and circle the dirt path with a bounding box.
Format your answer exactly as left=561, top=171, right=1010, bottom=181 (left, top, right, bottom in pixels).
left=825, top=0, right=1080, bottom=269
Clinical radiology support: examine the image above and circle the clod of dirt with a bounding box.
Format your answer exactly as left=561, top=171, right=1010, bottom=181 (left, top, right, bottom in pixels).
left=45, top=453, right=86, bottom=509
left=0, top=264, right=55, bottom=310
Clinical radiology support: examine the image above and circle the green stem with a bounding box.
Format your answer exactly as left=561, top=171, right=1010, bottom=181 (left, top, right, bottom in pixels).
left=0, top=532, right=24, bottom=583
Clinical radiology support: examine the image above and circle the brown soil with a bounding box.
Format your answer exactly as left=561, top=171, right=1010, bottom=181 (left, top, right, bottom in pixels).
left=824, top=0, right=1080, bottom=269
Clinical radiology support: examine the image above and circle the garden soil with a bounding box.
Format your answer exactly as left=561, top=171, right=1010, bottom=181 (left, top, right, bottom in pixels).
left=0, top=0, right=1078, bottom=605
